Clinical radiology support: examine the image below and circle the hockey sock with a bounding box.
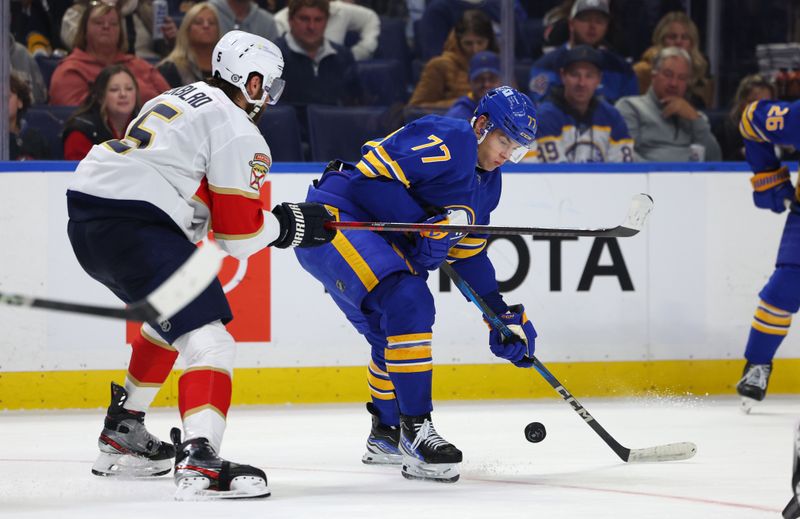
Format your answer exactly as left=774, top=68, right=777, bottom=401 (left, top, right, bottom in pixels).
left=385, top=332, right=433, bottom=417
left=179, top=368, right=231, bottom=452
left=745, top=300, right=792, bottom=364
left=123, top=324, right=178, bottom=413
left=367, top=359, right=399, bottom=426
left=173, top=321, right=235, bottom=452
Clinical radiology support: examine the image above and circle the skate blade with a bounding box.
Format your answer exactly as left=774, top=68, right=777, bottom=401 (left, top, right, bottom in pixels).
left=362, top=451, right=403, bottom=465
left=92, top=452, right=172, bottom=478
left=783, top=496, right=800, bottom=519
left=401, top=461, right=460, bottom=483
left=740, top=397, right=757, bottom=414
left=174, top=475, right=271, bottom=501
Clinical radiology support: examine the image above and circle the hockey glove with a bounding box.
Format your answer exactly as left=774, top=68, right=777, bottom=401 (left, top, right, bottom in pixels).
left=407, top=212, right=453, bottom=270
left=488, top=304, right=536, bottom=368
left=270, top=202, right=337, bottom=248
left=752, top=167, right=795, bottom=213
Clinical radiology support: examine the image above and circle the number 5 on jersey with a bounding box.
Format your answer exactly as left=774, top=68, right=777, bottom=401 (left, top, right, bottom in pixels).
left=105, top=102, right=183, bottom=154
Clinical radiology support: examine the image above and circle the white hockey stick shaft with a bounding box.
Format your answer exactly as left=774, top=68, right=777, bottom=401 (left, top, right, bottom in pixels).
left=0, top=241, right=226, bottom=321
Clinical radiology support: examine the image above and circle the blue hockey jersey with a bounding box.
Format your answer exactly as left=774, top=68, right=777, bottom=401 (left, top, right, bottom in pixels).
left=305, top=114, right=506, bottom=307
left=739, top=99, right=800, bottom=173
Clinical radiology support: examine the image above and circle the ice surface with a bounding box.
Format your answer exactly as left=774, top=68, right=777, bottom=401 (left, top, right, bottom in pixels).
left=1, top=396, right=796, bottom=518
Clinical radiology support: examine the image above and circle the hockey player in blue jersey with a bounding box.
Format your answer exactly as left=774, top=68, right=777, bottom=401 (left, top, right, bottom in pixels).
left=737, top=99, right=800, bottom=413
left=294, top=86, right=538, bottom=483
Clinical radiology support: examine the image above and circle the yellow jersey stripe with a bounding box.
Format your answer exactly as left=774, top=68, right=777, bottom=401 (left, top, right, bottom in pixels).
left=759, top=300, right=791, bottom=316
left=755, top=308, right=792, bottom=326
left=330, top=232, right=380, bottom=292
left=364, top=150, right=394, bottom=181
left=387, top=362, right=432, bottom=373
left=368, top=373, right=395, bottom=391
left=447, top=244, right=486, bottom=259
left=356, top=160, right=379, bottom=178
left=375, top=145, right=410, bottom=187
left=385, top=345, right=432, bottom=361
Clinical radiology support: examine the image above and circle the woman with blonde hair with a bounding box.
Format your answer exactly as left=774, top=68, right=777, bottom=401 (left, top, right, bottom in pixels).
left=720, top=74, right=776, bottom=160
left=49, top=1, right=169, bottom=106
left=633, top=11, right=713, bottom=108
left=157, top=3, right=221, bottom=87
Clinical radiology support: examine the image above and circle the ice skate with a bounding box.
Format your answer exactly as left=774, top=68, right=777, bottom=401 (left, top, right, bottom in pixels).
left=399, top=413, right=462, bottom=483
left=362, top=403, right=402, bottom=465
left=91, top=382, right=175, bottom=477
left=171, top=428, right=270, bottom=501
left=783, top=421, right=800, bottom=518
left=736, top=362, right=772, bottom=414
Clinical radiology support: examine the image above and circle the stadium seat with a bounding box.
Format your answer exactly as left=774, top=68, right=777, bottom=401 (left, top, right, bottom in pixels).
left=374, top=17, right=410, bottom=80
left=23, top=105, right=77, bottom=160
left=256, top=104, right=304, bottom=162
left=34, top=55, right=62, bottom=91
left=357, top=59, right=407, bottom=105
left=403, top=105, right=449, bottom=125
left=307, top=105, right=392, bottom=162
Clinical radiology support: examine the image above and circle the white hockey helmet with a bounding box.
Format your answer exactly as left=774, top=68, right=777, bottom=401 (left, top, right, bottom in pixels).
left=212, top=30, right=286, bottom=117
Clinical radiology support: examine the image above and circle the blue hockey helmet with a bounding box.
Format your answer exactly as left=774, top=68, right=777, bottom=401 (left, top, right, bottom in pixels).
left=473, top=86, right=537, bottom=162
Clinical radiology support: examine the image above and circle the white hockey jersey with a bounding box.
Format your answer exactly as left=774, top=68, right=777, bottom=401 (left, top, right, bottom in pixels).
left=68, top=81, right=281, bottom=259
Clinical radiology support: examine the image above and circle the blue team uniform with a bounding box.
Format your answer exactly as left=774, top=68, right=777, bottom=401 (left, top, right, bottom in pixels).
left=295, top=115, right=508, bottom=425
left=738, top=100, right=800, bottom=364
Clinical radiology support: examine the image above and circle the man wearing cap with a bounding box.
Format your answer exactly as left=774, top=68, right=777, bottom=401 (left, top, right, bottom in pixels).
left=528, top=0, right=638, bottom=105
left=445, top=50, right=503, bottom=120
left=531, top=45, right=633, bottom=163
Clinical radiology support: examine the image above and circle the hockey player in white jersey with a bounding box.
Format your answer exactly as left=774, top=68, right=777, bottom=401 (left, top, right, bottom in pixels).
left=66, top=30, right=336, bottom=500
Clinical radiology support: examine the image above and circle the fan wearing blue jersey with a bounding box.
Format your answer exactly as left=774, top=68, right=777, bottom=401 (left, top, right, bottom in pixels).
left=294, top=86, right=538, bottom=483
left=737, top=99, right=800, bottom=413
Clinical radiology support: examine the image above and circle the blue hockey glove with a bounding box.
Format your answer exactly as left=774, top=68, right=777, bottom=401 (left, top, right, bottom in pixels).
left=408, top=212, right=453, bottom=270
left=487, top=304, right=537, bottom=368
left=752, top=167, right=795, bottom=213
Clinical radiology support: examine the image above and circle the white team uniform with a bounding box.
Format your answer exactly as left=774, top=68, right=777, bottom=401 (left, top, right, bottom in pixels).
left=69, top=81, right=281, bottom=259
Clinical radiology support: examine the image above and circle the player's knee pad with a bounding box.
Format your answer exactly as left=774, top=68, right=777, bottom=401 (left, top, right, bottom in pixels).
left=367, top=272, right=435, bottom=334
left=760, top=265, right=800, bottom=314
left=172, top=320, right=236, bottom=374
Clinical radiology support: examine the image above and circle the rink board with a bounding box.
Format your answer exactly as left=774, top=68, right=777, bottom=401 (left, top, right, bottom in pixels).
left=1, top=162, right=799, bottom=409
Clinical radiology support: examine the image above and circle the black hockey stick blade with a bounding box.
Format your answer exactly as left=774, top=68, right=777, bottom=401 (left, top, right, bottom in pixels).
left=0, top=241, right=225, bottom=321
left=439, top=261, right=696, bottom=463
left=328, top=194, right=654, bottom=238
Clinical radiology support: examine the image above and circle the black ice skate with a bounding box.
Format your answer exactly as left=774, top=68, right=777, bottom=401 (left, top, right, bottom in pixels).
left=736, top=362, right=772, bottom=414
left=362, top=402, right=402, bottom=465
left=171, top=428, right=270, bottom=501
left=91, top=382, right=175, bottom=477
left=399, top=413, right=462, bottom=483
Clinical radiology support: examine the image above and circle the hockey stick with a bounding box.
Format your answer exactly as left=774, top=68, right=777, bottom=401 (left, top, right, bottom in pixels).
left=327, top=194, right=654, bottom=238
left=0, top=242, right=226, bottom=321
left=439, top=261, right=697, bottom=463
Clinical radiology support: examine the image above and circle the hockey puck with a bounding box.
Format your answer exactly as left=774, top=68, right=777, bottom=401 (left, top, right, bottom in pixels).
left=524, top=422, right=546, bottom=443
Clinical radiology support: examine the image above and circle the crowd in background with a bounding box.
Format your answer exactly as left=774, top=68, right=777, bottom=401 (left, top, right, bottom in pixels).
left=7, top=0, right=800, bottom=162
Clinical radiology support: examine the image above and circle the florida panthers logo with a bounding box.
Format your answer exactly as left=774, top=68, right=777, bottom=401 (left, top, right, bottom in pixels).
left=248, top=153, right=271, bottom=190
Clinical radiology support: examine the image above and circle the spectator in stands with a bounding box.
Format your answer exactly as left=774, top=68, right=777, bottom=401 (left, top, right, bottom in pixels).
left=157, top=2, right=221, bottom=87
left=633, top=11, right=713, bottom=109
left=445, top=50, right=501, bottom=120
left=275, top=0, right=361, bottom=110
left=208, top=0, right=278, bottom=41
left=62, top=64, right=140, bottom=160
left=12, top=0, right=57, bottom=56
left=10, top=73, right=50, bottom=160
left=528, top=0, right=638, bottom=105
left=50, top=1, right=170, bottom=106
left=10, top=36, right=48, bottom=104
left=274, top=0, right=380, bottom=60
left=532, top=45, right=633, bottom=163
left=719, top=74, right=775, bottom=161
left=408, top=9, right=497, bottom=109
left=615, top=46, right=721, bottom=162
left=415, top=0, right=528, bottom=61
left=61, top=0, right=179, bottom=59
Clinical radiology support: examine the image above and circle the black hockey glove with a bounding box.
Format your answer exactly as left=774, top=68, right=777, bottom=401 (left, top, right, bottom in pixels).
left=270, top=202, right=337, bottom=249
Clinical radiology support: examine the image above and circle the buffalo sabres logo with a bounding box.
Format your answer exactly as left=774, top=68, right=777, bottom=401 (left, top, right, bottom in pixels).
left=249, top=153, right=271, bottom=190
